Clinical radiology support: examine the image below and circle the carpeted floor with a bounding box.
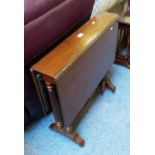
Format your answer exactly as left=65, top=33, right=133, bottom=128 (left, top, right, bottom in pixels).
left=24, top=64, right=130, bottom=155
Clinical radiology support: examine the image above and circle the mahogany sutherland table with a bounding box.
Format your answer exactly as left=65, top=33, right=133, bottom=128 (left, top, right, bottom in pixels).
left=31, top=13, right=119, bottom=146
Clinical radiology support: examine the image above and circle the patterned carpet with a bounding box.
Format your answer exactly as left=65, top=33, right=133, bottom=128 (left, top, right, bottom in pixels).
left=24, top=64, right=130, bottom=155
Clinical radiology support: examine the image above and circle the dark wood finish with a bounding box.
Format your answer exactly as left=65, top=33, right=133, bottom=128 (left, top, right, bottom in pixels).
left=31, top=13, right=119, bottom=146
left=46, top=83, right=63, bottom=123
left=56, top=22, right=118, bottom=127
left=32, top=13, right=118, bottom=127
left=109, top=0, right=130, bottom=69
left=32, top=13, right=119, bottom=79
left=50, top=123, right=84, bottom=146
left=115, top=54, right=130, bottom=68
left=99, top=72, right=116, bottom=94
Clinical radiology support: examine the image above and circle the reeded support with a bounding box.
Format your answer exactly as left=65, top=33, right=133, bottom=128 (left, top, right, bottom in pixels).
left=46, top=83, right=84, bottom=146
left=46, top=83, right=63, bottom=123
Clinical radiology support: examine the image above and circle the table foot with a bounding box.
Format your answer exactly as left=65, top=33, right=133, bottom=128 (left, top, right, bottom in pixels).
left=99, top=73, right=116, bottom=94
left=115, top=55, right=130, bottom=69
left=49, top=123, right=85, bottom=147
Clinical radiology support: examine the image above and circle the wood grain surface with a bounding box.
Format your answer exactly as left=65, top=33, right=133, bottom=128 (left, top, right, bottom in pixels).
left=31, top=12, right=119, bottom=127
left=32, top=13, right=119, bottom=80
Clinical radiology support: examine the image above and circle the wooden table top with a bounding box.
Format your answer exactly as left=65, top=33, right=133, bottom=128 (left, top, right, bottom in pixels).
left=32, top=12, right=119, bottom=80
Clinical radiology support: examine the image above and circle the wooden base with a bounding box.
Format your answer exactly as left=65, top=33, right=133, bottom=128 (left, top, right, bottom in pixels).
left=115, top=55, right=130, bottom=69
left=99, top=73, right=116, bottom=94
left=49, top=123, right=85, bottom=147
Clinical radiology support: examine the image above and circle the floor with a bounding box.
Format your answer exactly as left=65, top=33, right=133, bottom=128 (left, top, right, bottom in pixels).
left=24, top=64, right=130, bottom=155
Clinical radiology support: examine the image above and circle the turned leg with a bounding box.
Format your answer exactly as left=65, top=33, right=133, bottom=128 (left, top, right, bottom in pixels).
left=49, top=123, right=85, bottom=147
left=99, top=73, right=116, bottom=94
left=46, top=83, right=63, bottom=123
left=46, top=82, right=84, bottom=146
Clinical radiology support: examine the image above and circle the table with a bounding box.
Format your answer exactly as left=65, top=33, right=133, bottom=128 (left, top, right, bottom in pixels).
left=31, top=13, right=119, bottom=146
left=109, top=0, right=130, bottom=68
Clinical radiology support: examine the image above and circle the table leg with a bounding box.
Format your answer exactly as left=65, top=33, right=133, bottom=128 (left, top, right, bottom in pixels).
left=46, top=83, right=63, bottom=123
left=115, top=55, right=130, bottom=69
left=99, top=72, right=116, bottom=94
left=46, top=82, right=84, bottom=146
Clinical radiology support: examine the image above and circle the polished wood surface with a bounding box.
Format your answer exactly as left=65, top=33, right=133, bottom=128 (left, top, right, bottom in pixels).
left=32, top=13, right=119, bottom=80
left=56, top=22, right=118, bottom=127
left=31, top=12, right=119, bottom=146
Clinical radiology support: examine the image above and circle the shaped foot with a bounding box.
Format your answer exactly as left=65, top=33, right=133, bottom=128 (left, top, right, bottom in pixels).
left=49, top=123, right=84, bottom=147
left=99, top=73, right=116, bottom=94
